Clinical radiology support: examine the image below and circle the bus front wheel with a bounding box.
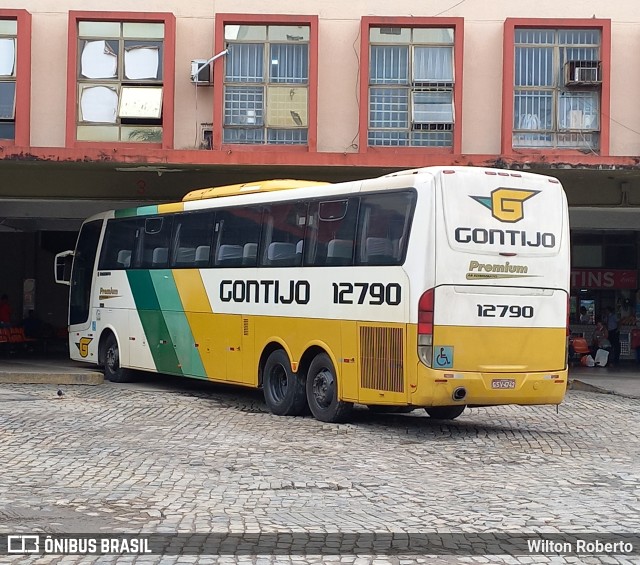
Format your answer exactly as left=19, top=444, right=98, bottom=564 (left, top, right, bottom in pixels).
left=103, top=334, right=133, bottom=383
left=262, top=349, right=307, bottom=416
left=306, top=353, right=353, bottom=423
left=425, top=405, right=465, bottom=420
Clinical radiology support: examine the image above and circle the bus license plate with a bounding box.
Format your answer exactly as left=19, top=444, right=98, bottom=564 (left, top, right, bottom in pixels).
left=491, top=379, right=516, bottom=389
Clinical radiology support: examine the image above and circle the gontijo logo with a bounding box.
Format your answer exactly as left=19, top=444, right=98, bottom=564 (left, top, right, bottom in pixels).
left=75, top=337, right=93, bottom=358
left=471, top=188, right=540, bottom=223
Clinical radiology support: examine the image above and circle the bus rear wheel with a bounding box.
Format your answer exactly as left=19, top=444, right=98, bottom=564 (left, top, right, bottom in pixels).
left=262, top=349, right=307, bottom=416
left=102, top=334, right=133, bottom=383
left=306, top=353, right=353, bottom=423
left=425, top=405, right=465, bottom=420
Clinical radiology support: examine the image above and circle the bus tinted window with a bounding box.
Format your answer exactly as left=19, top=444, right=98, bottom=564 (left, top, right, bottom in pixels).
left=356, top=191, right=415, bottom=265
left=261, top=202, right=308, bottom=267
left=99, top=218, right=141, bottom=270
left=137, top=216, right=173, bottom=269
left=214, top=207, right=263, bottom=267
left=170, top=212, right=214, bottom=268
left=306, top=198, right=358, bottom=266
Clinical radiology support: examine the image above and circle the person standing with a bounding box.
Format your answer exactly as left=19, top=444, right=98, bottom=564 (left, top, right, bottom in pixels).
left=606, top=307, right=620, bottom=366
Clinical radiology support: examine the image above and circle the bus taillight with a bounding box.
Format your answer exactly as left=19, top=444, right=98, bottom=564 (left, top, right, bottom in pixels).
left=418, top=288, right=434, bottom=367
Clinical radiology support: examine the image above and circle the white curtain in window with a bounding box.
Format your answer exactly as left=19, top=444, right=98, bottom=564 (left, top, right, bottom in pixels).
left=0, top=38, right=15, bottom=76
left=81, top=40, right=117, bottom=79
left=225, top=44, right=264, bottom=82
left=413, top=47, right=453, bottom=82
left=412, top=91, right=453, bottom=123
left=370, top=46, right=409, bottom=85
left=80, top=85, right=118, bottom=123
left=124, top=46, right=159, bottom=80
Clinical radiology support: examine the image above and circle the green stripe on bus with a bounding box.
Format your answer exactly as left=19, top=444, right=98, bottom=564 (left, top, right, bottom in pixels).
left=126, top=270, right=183, bottom=376
left=149, top=271, right=206, bottom=378
left=114, top=208, right=139, bottom=218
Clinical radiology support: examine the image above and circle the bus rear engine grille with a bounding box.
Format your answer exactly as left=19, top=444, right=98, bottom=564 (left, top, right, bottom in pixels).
left=360, top=326, right=404, bottom=392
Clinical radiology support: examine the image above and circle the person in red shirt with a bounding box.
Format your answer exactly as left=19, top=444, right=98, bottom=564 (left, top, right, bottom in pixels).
left=0, top=294, right=12, bottom=327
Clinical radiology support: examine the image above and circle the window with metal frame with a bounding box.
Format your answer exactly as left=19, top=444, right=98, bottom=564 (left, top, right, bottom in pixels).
left=513, top=28, right=601, bottom=151
left=76, top=20, right=164, bottom=143
left=223, top=24, right=309, bottom=145
left=0, top=19, right=17, bottom=140
left=368, top=27, right=454, bottom=147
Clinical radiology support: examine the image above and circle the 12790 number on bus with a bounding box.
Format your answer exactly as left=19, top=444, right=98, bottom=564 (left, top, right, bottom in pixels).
left=477, top=304, right=534, bottom=318
left=333, top=282, right=401, bottom=305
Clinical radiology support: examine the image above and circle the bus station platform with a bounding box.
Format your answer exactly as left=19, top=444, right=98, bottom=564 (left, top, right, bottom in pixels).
left=0, top=354, right=639, bottom=399
left=0, top=356, right=103, bottom=385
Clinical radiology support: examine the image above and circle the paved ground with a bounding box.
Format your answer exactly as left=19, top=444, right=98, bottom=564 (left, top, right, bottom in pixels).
left=0, top=372, right=638, bottom=565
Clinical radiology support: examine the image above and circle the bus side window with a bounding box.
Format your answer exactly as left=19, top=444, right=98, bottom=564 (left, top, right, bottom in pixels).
left=170, top=212, right=214, bottom=268
left=138, top=216, right=173, bottom=269
left=98, top=218, right=141, bottom=270
left=214, top=207, right=262, bottom=268
left=261, top=202, right=307, bottom=268
left=356, top=192, right=415, bottom=266
left=305, top=198, right=357, bottom=267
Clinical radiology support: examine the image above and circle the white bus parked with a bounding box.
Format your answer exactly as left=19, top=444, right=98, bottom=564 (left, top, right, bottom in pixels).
left=56, top=166, right=570, bottom=422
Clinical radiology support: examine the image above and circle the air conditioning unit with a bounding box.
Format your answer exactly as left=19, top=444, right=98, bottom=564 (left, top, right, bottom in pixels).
left=190, top=59, right=212, bottom=85
left=565, top=60, right=601, bottom=86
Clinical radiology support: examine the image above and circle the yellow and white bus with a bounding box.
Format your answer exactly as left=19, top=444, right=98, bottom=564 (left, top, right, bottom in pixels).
left=55, top=166, right=570, bottom=423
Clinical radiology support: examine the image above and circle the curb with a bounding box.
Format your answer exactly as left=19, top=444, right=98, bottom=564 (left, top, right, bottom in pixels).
left=0, top=372, right=104, bottom=385
left=569, top=378, right=640, bottom=399
left=568, top=378, right=613, bottom=395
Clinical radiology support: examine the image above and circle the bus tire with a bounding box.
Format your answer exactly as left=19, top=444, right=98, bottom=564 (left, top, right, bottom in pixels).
left=306, top=353, right=353, bottom=423
left=103, top=333, right=133, bottom=383
left=262, top=349, right=307, bottom=416
left=425, top=405, right=466, bottom=420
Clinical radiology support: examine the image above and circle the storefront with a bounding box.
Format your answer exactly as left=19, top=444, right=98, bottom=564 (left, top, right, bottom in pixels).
left=570, top=231, right=640, bottom=359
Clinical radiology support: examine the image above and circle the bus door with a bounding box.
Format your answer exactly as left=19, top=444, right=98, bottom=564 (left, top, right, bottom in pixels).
left=66, top=219, right=103, bottom=360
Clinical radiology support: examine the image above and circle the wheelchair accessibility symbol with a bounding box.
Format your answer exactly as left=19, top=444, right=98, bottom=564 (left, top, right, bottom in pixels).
left=435, top=346, right=454, bottom=368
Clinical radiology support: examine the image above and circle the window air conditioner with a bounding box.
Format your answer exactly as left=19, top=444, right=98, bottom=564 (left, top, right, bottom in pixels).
left=190, top=60, right=212, bottom=85
left=565, top=61, right=601, bottom=86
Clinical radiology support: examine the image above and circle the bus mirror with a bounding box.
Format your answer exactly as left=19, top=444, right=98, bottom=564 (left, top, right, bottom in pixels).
left=54, top=250, right=74, bottom=285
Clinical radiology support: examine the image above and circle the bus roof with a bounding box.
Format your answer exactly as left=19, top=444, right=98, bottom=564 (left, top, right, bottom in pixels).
left=182, top=179, right=330, bottom=201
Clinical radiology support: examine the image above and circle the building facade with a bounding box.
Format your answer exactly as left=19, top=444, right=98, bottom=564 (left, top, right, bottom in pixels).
left=1, top=0, right=640, bottom=350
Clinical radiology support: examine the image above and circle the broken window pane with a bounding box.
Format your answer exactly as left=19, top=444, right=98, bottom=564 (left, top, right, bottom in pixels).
left=80, top=85, right=118, bottom=122
left=118, top=86, right=162, bottom=118
left=124, top=45, right=159, bottom=80
left=0, top=38, right=15, bottom=76
left=80, top=40, right=117, bottom=79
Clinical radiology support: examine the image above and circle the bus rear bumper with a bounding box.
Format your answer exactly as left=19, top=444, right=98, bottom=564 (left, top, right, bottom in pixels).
left=411, top=368, right=568, bottom=407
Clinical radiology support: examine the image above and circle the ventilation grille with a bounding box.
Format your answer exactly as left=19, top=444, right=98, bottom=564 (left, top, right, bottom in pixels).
left=359, top=326, right=404, bottom=392
left=243, top=318, right=249, bottom=336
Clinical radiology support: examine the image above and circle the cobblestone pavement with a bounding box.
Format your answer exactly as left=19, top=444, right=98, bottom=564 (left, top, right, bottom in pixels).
left=0, top=376, right=638, bottom=565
